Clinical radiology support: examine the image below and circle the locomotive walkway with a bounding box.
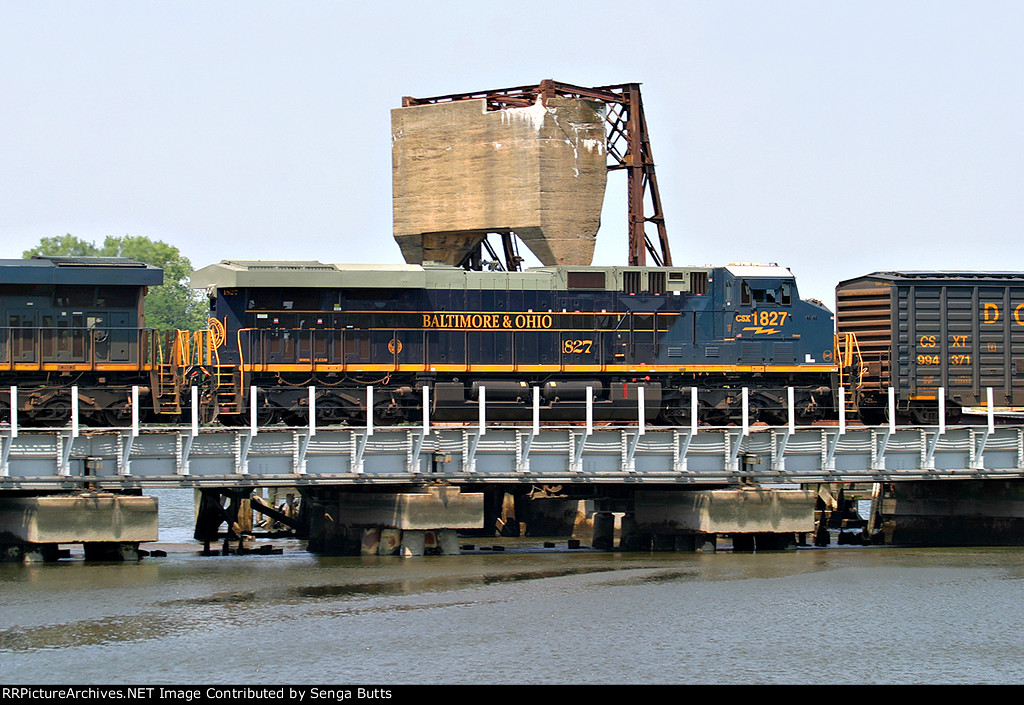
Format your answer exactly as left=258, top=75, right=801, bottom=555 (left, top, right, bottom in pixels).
left=2, top=385, right=1022, bottom=490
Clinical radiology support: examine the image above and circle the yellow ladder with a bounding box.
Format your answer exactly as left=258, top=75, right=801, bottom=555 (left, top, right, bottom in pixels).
left=835, top=332, right=865, bottom=411
left=153, top=330, right=191, bottom=415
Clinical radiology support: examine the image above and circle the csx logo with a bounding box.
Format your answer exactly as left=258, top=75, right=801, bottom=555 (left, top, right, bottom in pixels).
left=919, top=335, right=969, bottom=347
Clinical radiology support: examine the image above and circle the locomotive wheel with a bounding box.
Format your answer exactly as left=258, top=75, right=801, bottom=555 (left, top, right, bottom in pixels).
left=660, top=406, right=705, bottom=427
left=97, top=406, right=132, bottom=427
left=751, top=399, right=787, bottom=426
left=657, top=408, right=690, bottom=426
left=255, top=403, right=281, bottom=426
left=30, top=397, right=72, bottom=427
left=218, top=401, right=279, bottom=426
left=852, top=391, right=886, bottom=425
left=856, top=403, right=888, bottom=426
left=703, top=408, right=732, bottom=427
left=372, top=402, right=407, bottom=426
left=314, top=397, right=352, bottom=426
left=279, top=409, right=308, bottom=427
left=217, top=413, right=248, bottom=427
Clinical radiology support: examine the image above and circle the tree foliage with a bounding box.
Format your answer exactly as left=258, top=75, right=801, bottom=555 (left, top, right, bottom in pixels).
left=23, top=234, right=208, bottom=331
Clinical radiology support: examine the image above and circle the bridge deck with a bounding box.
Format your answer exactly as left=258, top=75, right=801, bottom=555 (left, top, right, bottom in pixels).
left=1, top=421, right=1022, bottom=489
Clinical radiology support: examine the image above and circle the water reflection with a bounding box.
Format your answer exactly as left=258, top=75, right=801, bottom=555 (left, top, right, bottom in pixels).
left=3, top=535, right=1024, bottom=683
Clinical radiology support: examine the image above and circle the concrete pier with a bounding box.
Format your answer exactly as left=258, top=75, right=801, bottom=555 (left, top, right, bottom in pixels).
left=305, top=486, right=483, bottom=555
left=631, top=488, right=816, bottom=552
left=0, top=492, right=158, bottom=561
left=876, top=479, right=1024, bottom=546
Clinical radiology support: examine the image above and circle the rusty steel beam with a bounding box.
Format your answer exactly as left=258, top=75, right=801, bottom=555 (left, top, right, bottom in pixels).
left=400, top=79, right=674, bottom=268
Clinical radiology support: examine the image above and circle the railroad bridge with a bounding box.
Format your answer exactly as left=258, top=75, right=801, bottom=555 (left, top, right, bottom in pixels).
left=2, top=385, right=1024, bottom=559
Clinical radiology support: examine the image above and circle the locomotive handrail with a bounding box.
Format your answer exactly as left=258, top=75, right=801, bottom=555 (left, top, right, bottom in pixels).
left=232, top=325, right=654, bottom=374
left=190, top=328, right=220, bottom=367
left=236, top=327, right=247, bottom=370
left=0, top=325, right=156, bottom=371
left=171, top=330, right=190, bottom=367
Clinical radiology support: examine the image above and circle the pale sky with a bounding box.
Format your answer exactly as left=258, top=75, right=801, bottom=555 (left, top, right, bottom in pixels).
left=3, top=1, right=1022, bottom=305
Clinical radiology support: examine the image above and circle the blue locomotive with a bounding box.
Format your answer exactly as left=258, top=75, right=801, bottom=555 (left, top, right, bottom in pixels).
left=0, top=256, right=164, bottom=426
left=189, top=259, right=837, bottom=426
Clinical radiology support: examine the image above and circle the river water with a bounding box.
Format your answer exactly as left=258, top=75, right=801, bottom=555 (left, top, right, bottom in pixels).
left=1, top=489, right=1023, bottom=686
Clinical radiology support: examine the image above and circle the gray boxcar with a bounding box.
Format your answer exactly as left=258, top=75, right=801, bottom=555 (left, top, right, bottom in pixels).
left=836, top=271, right=1024, bottom=424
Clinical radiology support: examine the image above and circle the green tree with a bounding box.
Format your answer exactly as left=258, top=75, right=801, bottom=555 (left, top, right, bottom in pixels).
left=23, top=234, right=208, bottom=331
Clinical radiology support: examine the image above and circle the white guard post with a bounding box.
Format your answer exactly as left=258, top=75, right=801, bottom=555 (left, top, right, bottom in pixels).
left=586, top=385, right=593, bottom=436
left=353, top=385, right=373, bottom=474
left=249, top=385, right=258, bottom=436
left=1, top=386, right=16, bottom=476
left=533, top=385, right=540, bottom=434
left=60, top=386, right=80, bottom=476
left=773, top=387, right=795, bottom=472
left=10, top=386, right=16, bottom=439
left=296, top=385, right=316, bottom=475
left=741, top=387, right=749, bottom=436
left=788, top=386, right=795, bottom=433
left=478, top=384, right=486, bottom=435
left=409, top=385, right=430, bottom=474
left=938, top=387, right=946, bottom=435
left=131, top=385, right=140, bottom=437
left=572, top=386, right=594, bottom=472
left=638, top=384, right=646, bottom=435
left=119, top=385, right=140, bottom=475
left=239, top=384, right=259, bottom=474
left=71, top=385, right=79, bottom=438
left=889, top=386, right=896, bottom=435
left=673, top=386, right=697, bottom=473
left=925, top=387, right=947, bottom=469
left=178, top=386, right=199, bottom=475
left=825, top=387, right=846, bottom=471
left=625, top=385, right=646, bottom=473
left=366, top=385, right=374, bottom=437
left=973, top=387, right=995, bottom=469
left=465, top=385, right=485, bottom=474
left=874, top=387, right=897, bottom=471
left=308, top=385, right=316, bottom=437
left=423, top=384, right=430, bottom=432
left=690, top=386, right=698, bottom=434
left=518, top=386, right=540, bottom=474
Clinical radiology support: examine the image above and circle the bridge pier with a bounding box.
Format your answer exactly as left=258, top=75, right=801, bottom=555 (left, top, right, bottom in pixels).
left=874, top=479, right=1024, bottom=546
left=630, top=488, right=815, bottom=552
left=0, top=492, right=158, bottom=562
left=303, top=486, right=484, bottom=556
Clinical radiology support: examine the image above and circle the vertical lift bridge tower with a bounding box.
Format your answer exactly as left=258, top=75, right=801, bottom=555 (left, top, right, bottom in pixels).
left=392, top=79, right=672, bottom=270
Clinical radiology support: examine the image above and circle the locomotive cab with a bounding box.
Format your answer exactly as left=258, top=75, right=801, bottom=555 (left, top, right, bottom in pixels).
left=717, top=264, right=834, bottom=367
